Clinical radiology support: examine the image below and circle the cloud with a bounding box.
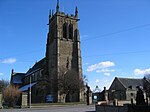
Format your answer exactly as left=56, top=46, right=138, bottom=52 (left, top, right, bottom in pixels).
left=1, top=58, right=17, bottom=64
left=81, top=35, right=89, bottom=38
left=96, top=69, right=115, bottom=73
left=121, top=72, right=128, bottom=76
left=95, top=79, right=100, bottom=83
left=87, top=61, right=115, bottom=72
left=99, top=79, right=111, bottom=90
left=83, top=63, right=89, bottom=66
left=134, top=68, right=150, bottom=76
left=104, top=73, right=111, bottom=76
left=128, top=76, right=139, bottom=79
left=0, top=73, right=3, bottom=76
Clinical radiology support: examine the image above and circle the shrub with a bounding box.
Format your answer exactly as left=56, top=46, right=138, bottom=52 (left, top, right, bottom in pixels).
left=3, top=85, right=21, bottom=107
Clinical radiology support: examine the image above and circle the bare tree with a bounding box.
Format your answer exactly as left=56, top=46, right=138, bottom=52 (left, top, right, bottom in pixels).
left=143, top=74, right=150, bottom=97
left=3, top=85, right=21, bottom=107
left=36, top=74, right=51, bottom=103
left=58, top=69, right=85, bottom=103
left=0, top=79, right=9, bottom=93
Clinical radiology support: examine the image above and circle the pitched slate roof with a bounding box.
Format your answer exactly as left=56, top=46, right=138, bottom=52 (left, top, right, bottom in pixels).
left=144, top=76, right=150, bottom=83
left=117, top=77, right=143, bottom=90
left=11, top=73, right=25, bottom=84
left=26, top=58, right=45, bottom=76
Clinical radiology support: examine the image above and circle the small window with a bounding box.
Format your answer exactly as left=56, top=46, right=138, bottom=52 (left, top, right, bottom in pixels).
left=36, top=90, right=38, bottom=95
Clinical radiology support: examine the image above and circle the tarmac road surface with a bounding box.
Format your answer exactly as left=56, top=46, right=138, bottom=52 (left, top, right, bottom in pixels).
left=0, top=104, right=95, bottom=112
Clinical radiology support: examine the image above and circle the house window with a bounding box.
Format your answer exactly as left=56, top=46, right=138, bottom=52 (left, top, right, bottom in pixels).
left=25, top=77, right=27, bottom=84
left=128, top=85, right=132, bottom=89
left=35, top=73, right=38, bottom=81
left=39, top=71, right=41, bottom=77
left=36, top=90, right=38, bottom=96
left=32, top=74, right=35, bottom=82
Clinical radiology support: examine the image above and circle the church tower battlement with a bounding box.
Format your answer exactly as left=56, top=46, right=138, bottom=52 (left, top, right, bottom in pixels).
left=46, top=0, right=82, bottom=102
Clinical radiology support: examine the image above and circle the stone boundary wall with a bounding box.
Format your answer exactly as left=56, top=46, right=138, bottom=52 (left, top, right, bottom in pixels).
left=128, top=105, right=150, bottom=112
left=96, top=105, right=150, bottom=112
left=95, top=105, right=128, bottom=112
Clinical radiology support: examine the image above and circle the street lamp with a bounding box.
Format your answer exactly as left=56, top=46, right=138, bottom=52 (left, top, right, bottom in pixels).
left=29, top=75, right=32, bottom=108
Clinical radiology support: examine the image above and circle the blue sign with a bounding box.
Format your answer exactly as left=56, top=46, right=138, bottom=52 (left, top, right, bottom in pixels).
left=46, top=94, right=54, bottom=103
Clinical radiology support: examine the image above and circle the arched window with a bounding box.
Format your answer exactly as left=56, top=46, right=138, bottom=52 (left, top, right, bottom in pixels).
left=69, top=24, right=73, bottom=39
left=63, top=23, right=68, bottom=39
left=74, top=29, right=79, bottom=41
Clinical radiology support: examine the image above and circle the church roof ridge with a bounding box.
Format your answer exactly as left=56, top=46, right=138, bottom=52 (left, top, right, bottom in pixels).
left=26, top=57, right=45, bottom=76
left=116, top=77, right=142, bottom=80
left=13, top=72, right=25, bottom=75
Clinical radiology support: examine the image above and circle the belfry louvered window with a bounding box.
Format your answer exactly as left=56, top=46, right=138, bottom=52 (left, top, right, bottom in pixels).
left=63, top=23, right=68, bottom=39
left=69, top=24, right=73, bottom=39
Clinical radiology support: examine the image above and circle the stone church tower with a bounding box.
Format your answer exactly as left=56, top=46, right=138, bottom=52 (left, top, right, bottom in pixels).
left=46, top=0, right=82, bottom=102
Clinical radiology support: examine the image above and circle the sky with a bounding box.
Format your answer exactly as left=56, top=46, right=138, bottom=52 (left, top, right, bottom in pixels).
left=0, top=0, right=150, bottom=91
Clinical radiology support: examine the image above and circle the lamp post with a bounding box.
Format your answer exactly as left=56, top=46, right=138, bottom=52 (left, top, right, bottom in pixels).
left=29, top=75, right=31, bottom=108
left=86, top=84, right=90, bottom=105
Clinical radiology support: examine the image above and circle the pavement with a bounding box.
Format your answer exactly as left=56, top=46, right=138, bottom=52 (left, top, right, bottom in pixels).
left=0, top=104, right=96, bottom=112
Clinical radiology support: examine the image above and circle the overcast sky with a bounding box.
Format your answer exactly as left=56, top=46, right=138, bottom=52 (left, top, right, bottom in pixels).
left=0, top=0, right=150, bottom=90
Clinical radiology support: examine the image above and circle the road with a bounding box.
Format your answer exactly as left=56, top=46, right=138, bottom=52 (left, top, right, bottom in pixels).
left=0, top=105, right=95, bottom=112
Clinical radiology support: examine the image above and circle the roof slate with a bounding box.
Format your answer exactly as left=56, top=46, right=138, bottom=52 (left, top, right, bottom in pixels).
left=26, top=58, right=45, bottom=76
left=117, top=77, right=143, bottom=90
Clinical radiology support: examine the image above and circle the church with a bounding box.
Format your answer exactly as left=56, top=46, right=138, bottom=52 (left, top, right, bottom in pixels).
left=10, top=0, right=83, bottom=103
